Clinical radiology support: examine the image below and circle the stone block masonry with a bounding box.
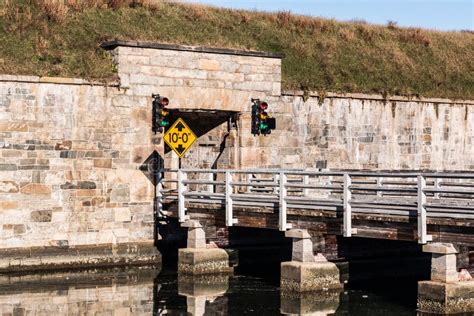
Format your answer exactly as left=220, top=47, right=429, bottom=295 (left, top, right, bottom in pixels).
left=0, top=77, right=160, bottom=269
left=1, top=40, right=473, bottom=270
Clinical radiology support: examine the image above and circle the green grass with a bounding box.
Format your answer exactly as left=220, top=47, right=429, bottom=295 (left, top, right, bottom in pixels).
left=1, top=0, right=473, bottom=99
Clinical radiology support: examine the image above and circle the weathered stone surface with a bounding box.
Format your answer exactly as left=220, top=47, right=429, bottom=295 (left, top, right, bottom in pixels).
left=281, top=261, right=342, bottom=292
left=285, top=229, right=311, bottom=239
left=114, top=208, right=132, bottom=222
left=182, top=220, right=203, bottom=228
left=0, top=201, right=18, bottom=209
left=94, top=159, right=112, bottom=169
left=178, top=248, right=232, bottom=275
left=423, top=242, right=458, bottom=254
left=31, top=210, right=52, bottom=222
left=0, top=181, right=19, bottom=193
left=431, top=253, right=458, bottom=283
left=418, top=281, right=474, bottom=314
left=0, top=241, right=161, bottom=273
left=20, top=183, right=51, bottom=195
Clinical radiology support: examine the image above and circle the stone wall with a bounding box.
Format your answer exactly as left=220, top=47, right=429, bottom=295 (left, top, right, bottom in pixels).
left=0, top=76, right=160, bottom=269
left=104, top=41, right=473, bottom=172
left=238, top=94, right=474, bottom=170
left=0, top=41, right=473, bottom=269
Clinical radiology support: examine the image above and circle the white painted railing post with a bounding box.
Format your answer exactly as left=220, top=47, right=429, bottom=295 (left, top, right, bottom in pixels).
left=434, top=177, right=440, bottom=199
left=246, top=173, right=253, bottom=193
left=156, top=182, right=163, bottom=218
left=417, top=175, right=433, bottom=244
left=279, top=171, right=291, bottom=231
left=377, top=177, right=383, bottom=197
left=207, top=172, right=214, bottom=194
left=343, top=173, right=353, bottom=237
left=273, top=173, right=279, bottom=194
left=177, top=170, right=187, bottom=222
left=303, top=174, right=309, bottom=197
left=225, top=171, right=236, bottom=226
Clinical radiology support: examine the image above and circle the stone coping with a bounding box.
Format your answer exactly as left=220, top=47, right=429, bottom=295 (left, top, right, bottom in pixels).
left=282, top=90, right=474, bottom=105
left=0, top=241, right=161, bottom=273
left=100, top=40, right=285, bottom=59
left=0, top=74, right=119, bottom=87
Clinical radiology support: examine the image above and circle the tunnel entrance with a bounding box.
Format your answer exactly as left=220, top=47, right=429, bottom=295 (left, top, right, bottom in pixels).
left=165, top=109, right=238, bottom=154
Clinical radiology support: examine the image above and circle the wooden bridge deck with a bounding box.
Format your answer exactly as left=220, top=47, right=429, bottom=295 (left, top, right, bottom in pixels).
left=158, top=169, right=474, bottom=246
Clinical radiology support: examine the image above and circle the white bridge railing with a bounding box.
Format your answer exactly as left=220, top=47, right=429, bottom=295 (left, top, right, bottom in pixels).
left=157, top=169, right=474, bottom=244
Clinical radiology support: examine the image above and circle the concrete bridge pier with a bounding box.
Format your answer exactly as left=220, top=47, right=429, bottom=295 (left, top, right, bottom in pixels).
left=178, top=220, right=233, bottom=275
left=418, top=242, right=474, bottom=314
left=280, top=229, right=342, bottom=293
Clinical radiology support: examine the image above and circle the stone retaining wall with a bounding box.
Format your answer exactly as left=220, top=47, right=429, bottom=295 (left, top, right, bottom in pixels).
left=0, top=41, right=473, bottom=269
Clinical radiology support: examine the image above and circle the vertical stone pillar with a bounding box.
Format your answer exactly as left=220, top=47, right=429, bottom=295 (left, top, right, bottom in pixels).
left=425, top=243, right=458, bottom=283
left=418, top=243, right=474, bottom=314
left=280, top=229, right=342, bottom=293
left=178, top=220, right=232, bottom=275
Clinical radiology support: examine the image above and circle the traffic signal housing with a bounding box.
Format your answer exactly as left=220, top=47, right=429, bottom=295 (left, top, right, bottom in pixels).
left=251, top=99, right=276, bottom=136
left=152, top=94, right=170, bottom=133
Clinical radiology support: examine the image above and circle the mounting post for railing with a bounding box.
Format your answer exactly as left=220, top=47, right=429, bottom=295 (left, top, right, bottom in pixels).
left=155, top=182, right=163, bottom=219
left=343, top=173, right=353, bottom=237
left=273, top=174, right=279, bottom=194
left=303, top=175, right=309, bottom=196
left=246, top=173, right=253, bottom=193
left=225, top=171, right=237, bottom=226
left=434, top=177, right=440, bottom=199
left=417, top=175, right=433, bottom=244
left=377, top=177, right=383, bottom=197
left=178, top=170, right=187, bottom=222
left=279, top=172, right=291, bottom=231
left=207, top=172, right=214, bottom=194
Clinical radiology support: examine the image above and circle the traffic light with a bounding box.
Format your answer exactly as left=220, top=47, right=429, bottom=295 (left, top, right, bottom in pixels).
left=251, top=99, right=276, bottom=136
left=152, top=94, right=170, bottom=133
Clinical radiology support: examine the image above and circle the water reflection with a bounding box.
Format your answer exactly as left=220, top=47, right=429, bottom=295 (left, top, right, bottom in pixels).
left=178, top=275, right=229, bottom=315
left=0, top=267, right=159, bottom=315
left=0, top=267, right=418, bottom=315
left=280, top=290, right=341, bottom=315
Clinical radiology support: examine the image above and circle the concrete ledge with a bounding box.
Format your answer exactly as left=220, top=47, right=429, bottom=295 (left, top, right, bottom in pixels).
left=178, top=248, right=232, bottom=275
left=101, top=40, right=285, bottom=59
left=281, top=261, right=342, bottom=293
left=0, top=74, right=119, bottom=87
left=282, top=90, right=474, bottom=105
left=0, top=242, right=161, bottom=273
left=418, top=281, right=474, bottom=314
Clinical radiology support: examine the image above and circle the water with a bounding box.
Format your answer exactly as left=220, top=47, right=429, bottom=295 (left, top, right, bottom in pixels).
left=0, top=266, right=419, bottom=315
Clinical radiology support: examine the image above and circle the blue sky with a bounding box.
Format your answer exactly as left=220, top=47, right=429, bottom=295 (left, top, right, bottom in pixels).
left=184, top=0, right=474, bottom=31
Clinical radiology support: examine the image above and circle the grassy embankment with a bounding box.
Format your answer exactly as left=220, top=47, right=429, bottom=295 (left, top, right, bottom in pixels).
left=0, top=0, right=473, bottom=99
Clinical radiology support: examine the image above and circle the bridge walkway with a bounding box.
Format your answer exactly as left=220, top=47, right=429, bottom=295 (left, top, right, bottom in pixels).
left=158, top=169, right=474, bottom=246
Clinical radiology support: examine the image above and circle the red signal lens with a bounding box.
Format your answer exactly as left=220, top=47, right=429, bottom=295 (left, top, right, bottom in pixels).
left=161, top=97, right=169, bottom=107
left=259, top=102, right=268, bottom=110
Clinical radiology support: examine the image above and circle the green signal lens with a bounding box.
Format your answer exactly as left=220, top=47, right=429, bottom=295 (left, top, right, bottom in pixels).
left=160, top=120, right=169, bottom=127
left=259, top=122, right=268, bottom=130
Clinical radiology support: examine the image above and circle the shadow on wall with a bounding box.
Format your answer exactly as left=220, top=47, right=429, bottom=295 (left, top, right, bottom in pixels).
left=165, top=109, right=237, bottom=154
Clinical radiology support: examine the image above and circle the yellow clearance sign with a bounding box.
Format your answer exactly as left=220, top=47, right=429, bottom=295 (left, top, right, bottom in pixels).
left=163, top=118, right=197, bottom=158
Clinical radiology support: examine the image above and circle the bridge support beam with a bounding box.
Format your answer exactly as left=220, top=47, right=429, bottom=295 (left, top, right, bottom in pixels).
left=281, top=229, right=342, bottom=293
left=178, top=220, right=233, bottom=275
left=418, top=242, right=474, bottom=314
